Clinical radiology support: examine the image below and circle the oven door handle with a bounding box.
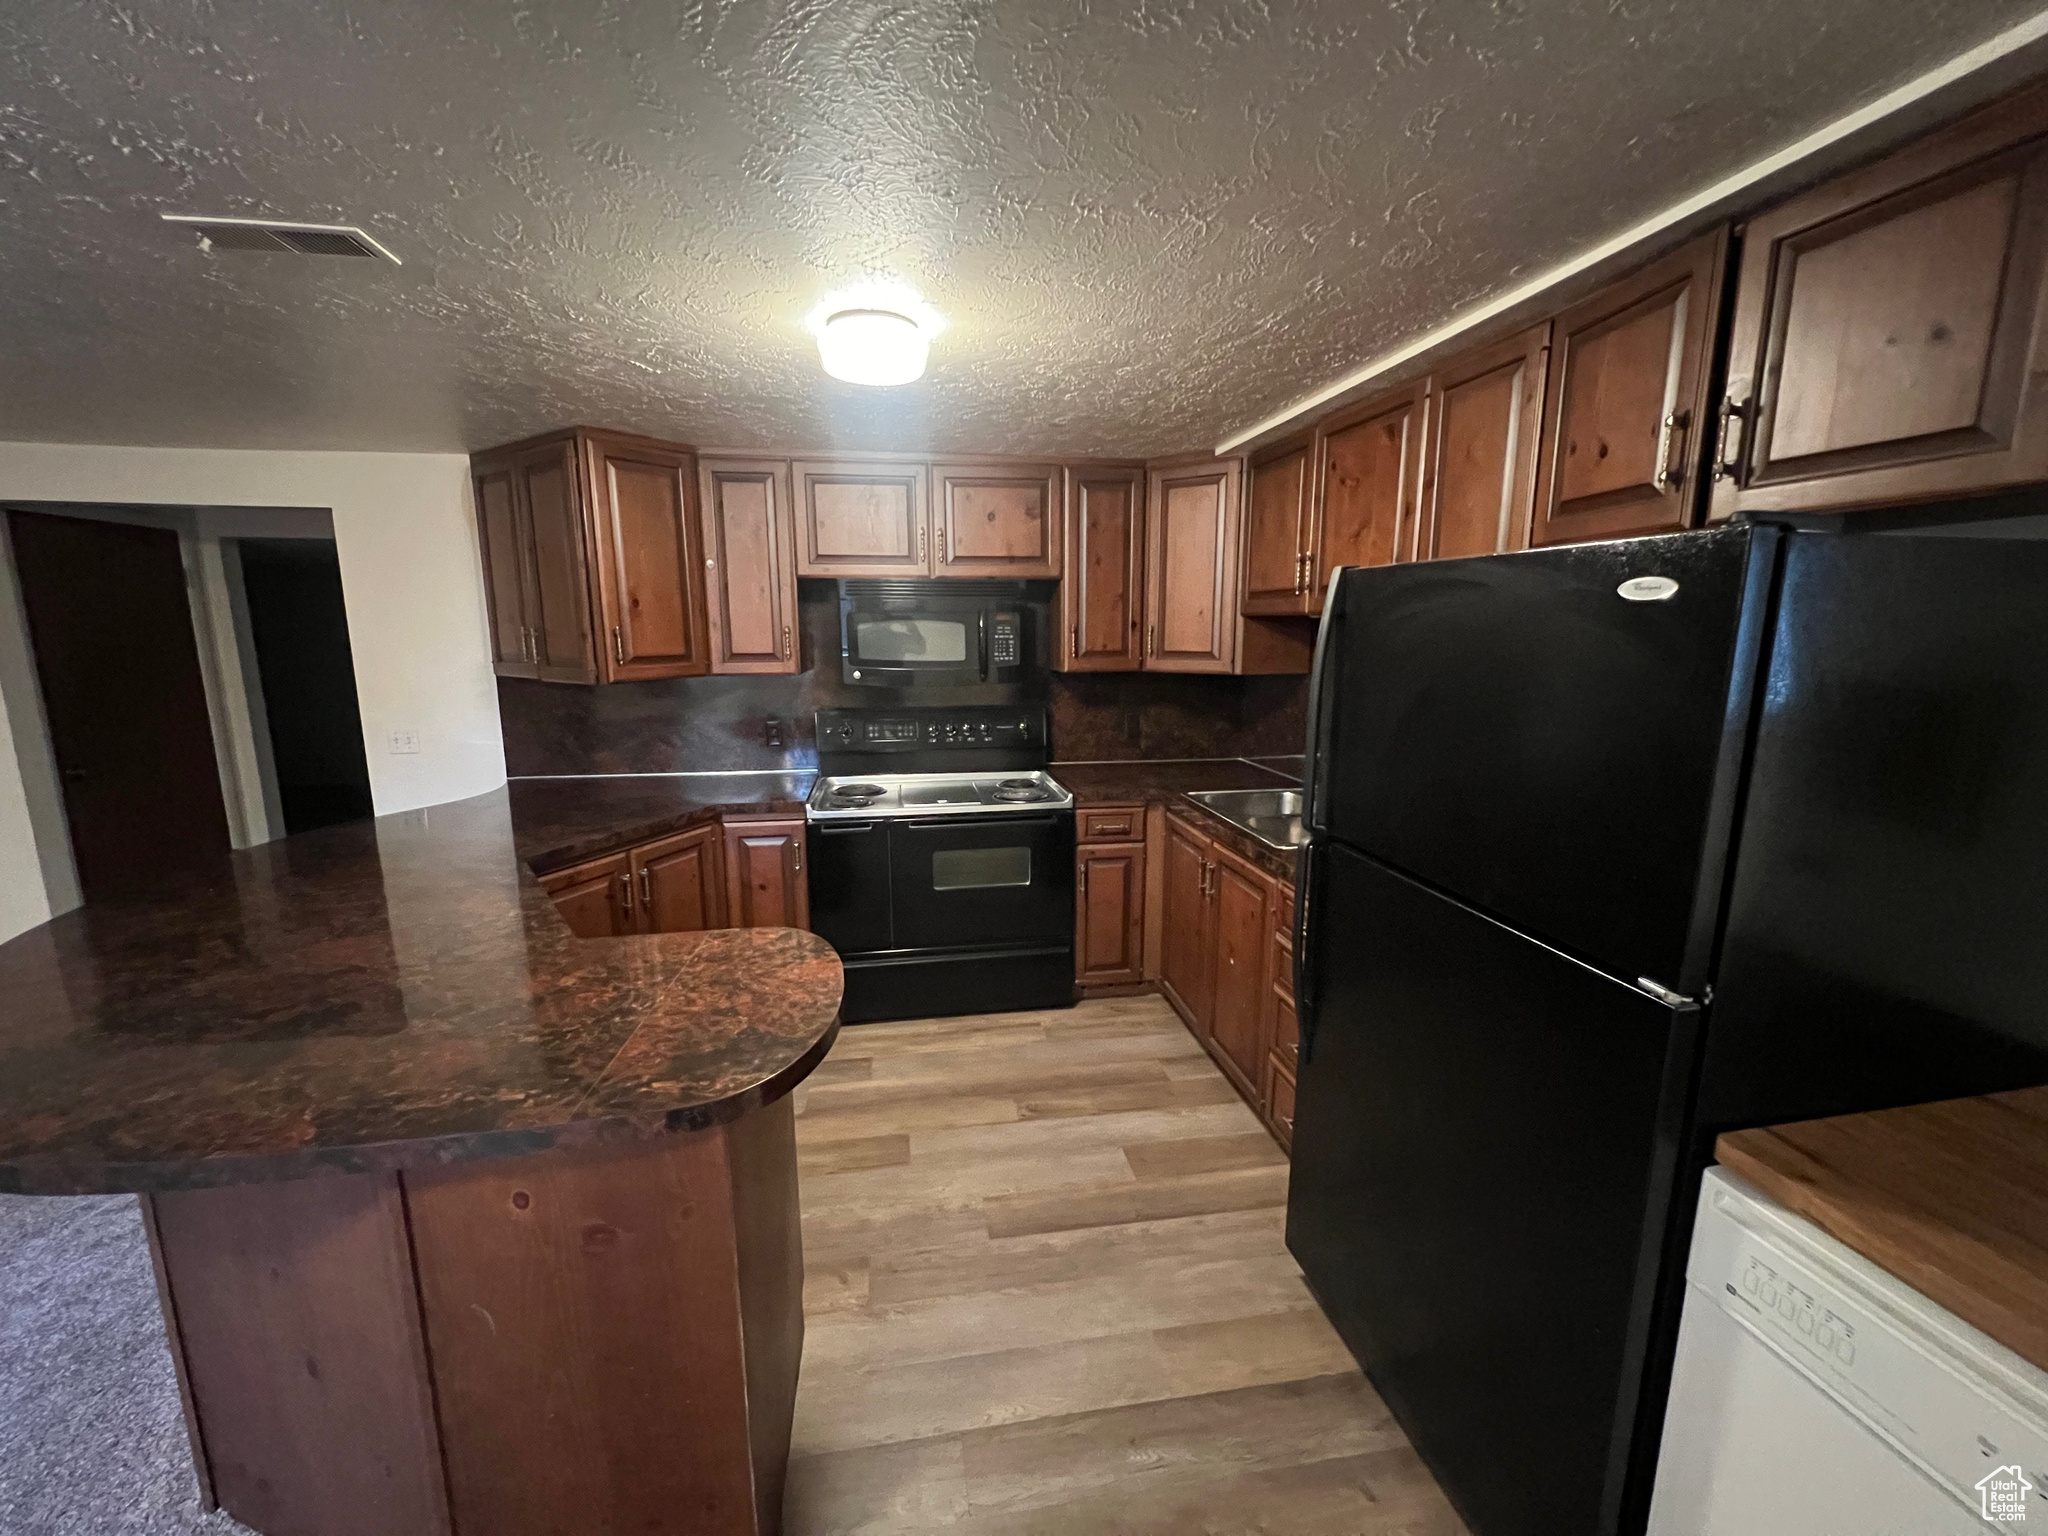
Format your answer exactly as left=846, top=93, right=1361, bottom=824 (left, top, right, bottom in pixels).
left=895, top=814, right=1061, bottom=831
left=814, top=821, right=880, bottom=834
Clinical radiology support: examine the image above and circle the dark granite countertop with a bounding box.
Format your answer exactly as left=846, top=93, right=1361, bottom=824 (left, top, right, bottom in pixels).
left=0, top=787, right=841, bottom=1197
left=509, top=773, right=815, bottom=873
left=1048, top=757, right=1300, bottom=806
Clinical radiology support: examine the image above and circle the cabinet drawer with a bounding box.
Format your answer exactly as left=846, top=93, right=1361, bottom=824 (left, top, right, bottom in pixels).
left=1265, top=1055, right=1297, bottom=1153
left=1278, top=879, right=1297, bottom=936
left=1270, top=986, right=1299, bottom=1069
left=1078, top=804, right=1144, bottom=843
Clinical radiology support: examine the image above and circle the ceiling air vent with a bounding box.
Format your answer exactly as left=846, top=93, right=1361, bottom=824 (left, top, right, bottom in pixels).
left=159, top=214, right=401, bottom=264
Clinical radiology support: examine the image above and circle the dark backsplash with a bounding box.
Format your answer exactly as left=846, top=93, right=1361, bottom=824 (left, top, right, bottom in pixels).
left=498, top=583, right=1309, bottom=776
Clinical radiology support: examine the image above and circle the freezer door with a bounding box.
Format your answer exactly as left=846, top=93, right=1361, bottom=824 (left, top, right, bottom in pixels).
left=1287, top=844, right=1697, bottom=1536
left=1307, top=526, right=1769, bottom=992
left=1705, top=530, right=2048, bottom=1128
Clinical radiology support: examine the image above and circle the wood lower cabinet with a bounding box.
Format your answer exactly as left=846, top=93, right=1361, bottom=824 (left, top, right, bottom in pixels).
left=791, top=459, right=928, bottom=576
left=1076, top=834, right=1147, bottom=988
left=722, top=817, right=809, bottom=930
left=1311, top=379, right=1429, bottom=595
left=539, top=852, right=634, bottom=939
left=1059, top=466, right=1146, bottom=670
left=1420, top=323, right=1550, bottom=560
left=1713, top=83, right=2048, bottom=519
left=1158, top=814, right=1219, bottom=1030
left=1263, top=1058, right=1296, bottom=1153
left=931, top=461, right=1062, bottom=577
left=1241, top=434, right=1315, bottom=615
left=1207, top=845, right=1272, bottom=1100
left=698, top=459, right=800, bottom=675
left=632, top=825, right=728, bottom=934
left=1533, top=229, right=1727, bottom=546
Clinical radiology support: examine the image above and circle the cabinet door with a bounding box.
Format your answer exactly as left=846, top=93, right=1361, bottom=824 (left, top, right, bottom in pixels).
left=1419, top=324, right=1550, bottom=561
left=1207, top=847, right=1272, bottom=1098
left=515, top=439, right=599, bottom=684
left=1158, top=816, right=1216, bottom=1032
left=1076, top=840, right=1146, bottom=986
left=721, top=817, right=808, bottom=929
left=1144, top=459, right=1241, bottom=674
left=1533, top=228, right=1727, bottom=545
left=1264, top=1058, right=1296, bottom=1153
left=473, top=462, right=537, bottom=675
left=584, top=432, right=710, bottom=682
left=1241, top=435, right=1314, bottom=615
left=540, top=853, right=632, bottom=938
left=1310, top=379, right=1427, bottom=601
left=1059, top=466, right=1145, bottom=670
left=792, top=460, right=928, bottom=576
left=699, top=458, right=799, bottom=675
left=1713, top=89, right=2048, bottom=518
left=931, top=461, right=1062, bottom=577
left=631, top=824, right=727, bottom=934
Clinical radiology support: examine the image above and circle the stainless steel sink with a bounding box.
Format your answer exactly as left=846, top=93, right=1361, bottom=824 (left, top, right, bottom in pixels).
left=1185, top=789, right=1306, bottom=852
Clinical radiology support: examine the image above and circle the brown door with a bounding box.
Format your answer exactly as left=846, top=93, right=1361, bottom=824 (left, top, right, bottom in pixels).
left=721, top=818, right=808, bottom=929
left=1418, top=323, right=1551, bottom=560
left=1075, top=841, right=1146, bottom=986
left=1157, top=815, right=1216, bottom=1032
left=540, top=852, right=633, bottom=938
left=513, top=438, right=598, bottom=684
left=698, top=459, right=799, bottom=675
left=7, top=511, right=231, bottom=901
left=631, top=824, right=727, bottom=933
left=930, top=461, right=1062, bottom=577
left=1059, top=466, right=1145, bottom=671
left=1713, top=87, right=2048, bottom=518
left=1310, top=379, right=1428, bottom=601
left=1207, top=847, right=1272, bottom=1098
left=472, top=461, right=537, bottom=675
left=583, top=431, right=710, bottom=682
left=791, top=460, right=929, bottom=576
left=1143, top=459, right=1242, bottom=674
left=1241, top=435, right=1314, bottom=614
left=1532, top=228, right=1727, bottom=545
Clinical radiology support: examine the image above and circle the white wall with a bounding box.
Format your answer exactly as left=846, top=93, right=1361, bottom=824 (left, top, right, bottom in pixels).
left=0, top=442, right=505, bottom=944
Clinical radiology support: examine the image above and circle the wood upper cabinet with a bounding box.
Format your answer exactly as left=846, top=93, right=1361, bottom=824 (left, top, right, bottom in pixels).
left=1419, top=323, right=1550, bottom=560
left=541, top=852, right=634, bottom=939
left=1207, top=844, right=1273, bottom=1099
left=1310, top=378, right=1429, bottom=599
left=1059, top=465, right=1145, bottom=670
left=1712, top=85, right=2048, bottom=519
left=1076, top=839, right=1147, bottom=987
left=931, top=461, right=1062, bottom=577
left=722, top=817, right=809, bottom=929
left=473, top=461, right=534, bottom=673
left=630, top=824, right=727, bottom=934
left=791, top=459, right=928, bottom=576
left=470, top=436, right=601, bottom=683
left=1533, top=229, right=1727, bottom=546
left=584, top=431, right=712, bottom=682
left=1158, top=815, right=1218, bottom=1033
left=1241, top=434, right=1315, bottom=615
left=1144, top=457, right=1242, bottom=673
left=698, top=458, right=799, bottom=675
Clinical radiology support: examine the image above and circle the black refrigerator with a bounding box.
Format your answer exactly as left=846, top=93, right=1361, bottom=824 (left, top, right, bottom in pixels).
left=1285, top=522, right=2048, bottom=1536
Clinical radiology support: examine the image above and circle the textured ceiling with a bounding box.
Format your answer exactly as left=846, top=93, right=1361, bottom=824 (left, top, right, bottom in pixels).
left=1, top=0, right=2042, bottom=458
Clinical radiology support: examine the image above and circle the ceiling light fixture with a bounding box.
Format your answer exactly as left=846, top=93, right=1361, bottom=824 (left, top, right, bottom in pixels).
left=806, top=282, right=944, bottom=386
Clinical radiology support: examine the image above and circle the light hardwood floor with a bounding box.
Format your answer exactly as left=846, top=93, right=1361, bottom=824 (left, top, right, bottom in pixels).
left=783, top=995, right=1468, bottom=1535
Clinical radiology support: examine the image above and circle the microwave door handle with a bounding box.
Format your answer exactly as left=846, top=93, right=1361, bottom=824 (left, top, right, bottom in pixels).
left=978, top=611, right=989, bottom=678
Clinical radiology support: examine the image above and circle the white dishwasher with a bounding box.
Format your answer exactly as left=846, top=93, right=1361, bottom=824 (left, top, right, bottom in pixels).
left=1649, top=1167, right=2048, bottom=1535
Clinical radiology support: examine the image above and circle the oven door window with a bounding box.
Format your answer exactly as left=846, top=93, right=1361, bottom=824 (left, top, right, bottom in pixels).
left=931, top=846, right=1031, bottom=890
left=855, top=618, right=968, bottom=664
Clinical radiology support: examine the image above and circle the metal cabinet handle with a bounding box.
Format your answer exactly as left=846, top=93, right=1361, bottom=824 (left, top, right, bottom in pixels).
left=1147, top=623, right=1157, bottom=656
left=792, top=838, right=802, bottom=874
left=612, top=627, right=626, bottom=666
left=1652, top=410, right=1688, bottom=493
left=781, top=623, right=791, bottom=659
left=1079, top=864, right=1089, bottom=896
left=938, top=524, right=946, bottom=564
left=918, top=523, right=928, bottom=565
left=639, top=867, right=652, bottom=905
left=1714, top=394, right=1751, bottom=484
left=619, top=871, right=634, bottom=913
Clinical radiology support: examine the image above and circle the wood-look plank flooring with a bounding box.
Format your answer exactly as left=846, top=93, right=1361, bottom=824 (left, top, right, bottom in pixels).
left=785, top=995, right=1468, bottom=1535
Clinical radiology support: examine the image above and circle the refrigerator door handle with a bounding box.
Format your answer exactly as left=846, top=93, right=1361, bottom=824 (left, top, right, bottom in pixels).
left=1635, top=976, right=1698, bottom=1008
left=1299, top=573, right=1345, bottom=833
left=1294, top=840, right=1317, bottom=1061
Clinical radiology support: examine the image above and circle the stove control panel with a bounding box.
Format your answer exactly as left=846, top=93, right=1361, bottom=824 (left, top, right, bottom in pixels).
left=816, top=707, right=1042, bottom=755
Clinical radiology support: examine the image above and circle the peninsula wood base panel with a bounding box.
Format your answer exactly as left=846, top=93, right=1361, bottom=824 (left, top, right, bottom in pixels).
left=140, top=1099, right=803, bottom=1536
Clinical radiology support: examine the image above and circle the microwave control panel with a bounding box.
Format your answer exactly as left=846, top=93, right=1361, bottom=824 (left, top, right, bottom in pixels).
left=989, top=611, right=1021, bottom=668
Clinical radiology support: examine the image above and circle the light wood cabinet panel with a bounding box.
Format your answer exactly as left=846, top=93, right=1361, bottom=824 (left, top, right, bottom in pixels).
left=1076, top=840, right=1146, bottom=987
left=1311, top=379, right=1428, bottom=598
left=1419, top=323, right=1550, bottom=561
left=1208, top=846, right=1272, bottom=1101
left=517, top=440, right=599, bottom=683
left=721, top=818, right=808, bottom=930
left=1059, top=466, right=1145, bottom=671
left=1144, top=459, right=1241, bottom=674
left=1533, top=229, right=1727, bottom=545
left=1158, top=815, right=1217, bottom=1033
left=1241, top=434, right=1315, bottom=615
left=792, top=460, right=928, bottom=576
left=931, top=461, right=1062, bottom=577
left=631, top=824, right=727, bottom=935
left=541, top=853, right=633, bottom=939
left=1712, top=84, right=2048, bottom=518
left=699, top=459, right=799, bottom=675
left=585, top=432, right=710, bottom=682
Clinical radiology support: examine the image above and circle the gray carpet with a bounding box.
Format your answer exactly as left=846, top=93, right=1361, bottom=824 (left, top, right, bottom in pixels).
left=1, top=1193, right=250, bottom=1535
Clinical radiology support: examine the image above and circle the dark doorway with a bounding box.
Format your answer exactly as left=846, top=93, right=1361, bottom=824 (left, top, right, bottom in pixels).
left=235, top=538, right=373, bottom=835
left=7, top=510, right=231, bottom=902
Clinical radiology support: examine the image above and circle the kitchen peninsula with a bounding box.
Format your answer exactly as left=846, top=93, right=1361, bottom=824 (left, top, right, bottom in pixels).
left=0, top=785, right=842, bottom=1536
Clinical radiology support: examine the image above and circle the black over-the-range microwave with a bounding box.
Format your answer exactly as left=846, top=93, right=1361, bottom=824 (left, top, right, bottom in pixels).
left=838, top=580, right=1043, bottom=688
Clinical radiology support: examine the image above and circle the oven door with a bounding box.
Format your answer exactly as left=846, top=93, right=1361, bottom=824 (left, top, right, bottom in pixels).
left=888, top=813, right=1074, bottom=951
left=842, top=603, right=985, bottom=688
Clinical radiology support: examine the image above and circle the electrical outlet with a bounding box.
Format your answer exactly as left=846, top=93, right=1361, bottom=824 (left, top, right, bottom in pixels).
left=765, top=718, right=785, bottom=750
left=387, top=729, right=422, bottom=755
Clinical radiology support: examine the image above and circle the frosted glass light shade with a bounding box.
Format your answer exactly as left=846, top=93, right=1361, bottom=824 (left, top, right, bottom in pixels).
left=815, top=308, right=928, bottom=386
